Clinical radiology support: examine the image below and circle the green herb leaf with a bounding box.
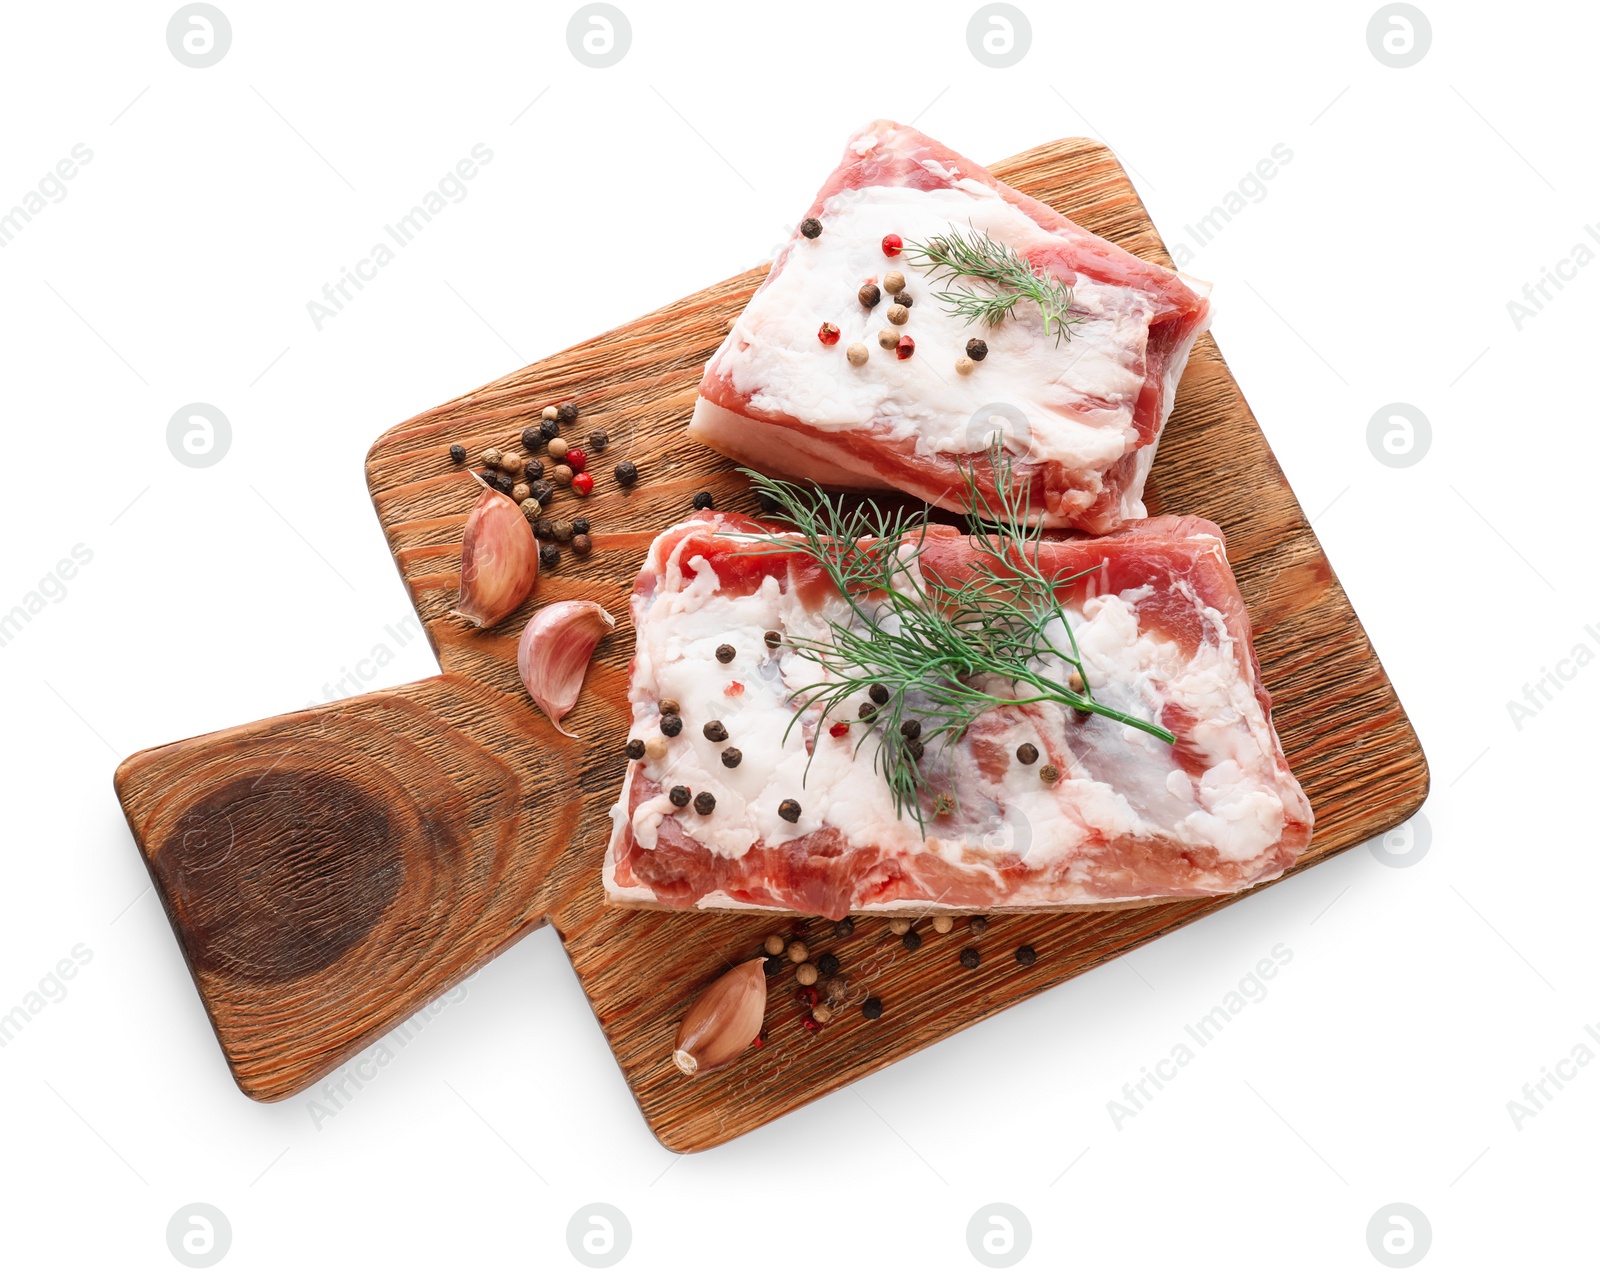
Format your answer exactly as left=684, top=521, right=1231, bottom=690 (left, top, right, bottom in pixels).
left=737, top=445, right=1175, bottom=830
left=903, top=223, right=1080, bottom=345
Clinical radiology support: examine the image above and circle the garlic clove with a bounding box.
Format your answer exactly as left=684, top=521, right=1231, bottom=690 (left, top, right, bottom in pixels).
left=673, top=958, right=767, bottom=1077
left=451, top=476, right=539, bottom=628
left=516, top=600, right=616, bottom=738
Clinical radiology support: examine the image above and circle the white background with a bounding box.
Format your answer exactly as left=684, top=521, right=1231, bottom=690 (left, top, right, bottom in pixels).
left=0, top=1, right=1591, bottom=1267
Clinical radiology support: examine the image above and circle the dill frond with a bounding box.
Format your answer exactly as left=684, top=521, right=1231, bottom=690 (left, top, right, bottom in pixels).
left=903, top=223, right=1080, bottom=345
left=735, top=445, right=1174, bottom=830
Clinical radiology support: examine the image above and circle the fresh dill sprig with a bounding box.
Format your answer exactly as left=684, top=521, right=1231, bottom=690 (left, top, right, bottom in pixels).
left=737, top=445, right=1174, bottom=830
left=903, top=223, right=1079, bottom=345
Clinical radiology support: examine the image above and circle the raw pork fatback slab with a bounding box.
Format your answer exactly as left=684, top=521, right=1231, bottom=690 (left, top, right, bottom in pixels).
left=605, top=514, right=1311, bottom=920
left=689, top=121, right=1212, bottom=533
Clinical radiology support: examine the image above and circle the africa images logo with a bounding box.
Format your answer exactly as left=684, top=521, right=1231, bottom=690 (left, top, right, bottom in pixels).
left=305, top=145, right=495, bottom=331
left=0, top=144, right=94, bottom=250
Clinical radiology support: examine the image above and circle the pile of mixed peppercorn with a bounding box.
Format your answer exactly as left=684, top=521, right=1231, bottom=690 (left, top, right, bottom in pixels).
left=447, top=399, right=643, bottom=570
left=749, top=912, right=1042, bottom=1037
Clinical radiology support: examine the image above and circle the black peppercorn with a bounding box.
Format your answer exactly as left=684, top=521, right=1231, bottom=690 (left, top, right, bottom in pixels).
left=960, top=947, right=980, bottom=970
left=693, top=791, right=716, bottom=815
left=528, top=480, right=554, bottom=504
left=660, top=713, right=683, bottom=737
left=480, top=469, right=513, bottom=495
left=524, top=459, right=544, bottom=482
left=757, top=492, right=781, bottom=515
left=556, top=400, right=579, bottom=424
left=861, top=997, right=883, bottom=1020
left=858, top=282, right=881, bottom=308
left=816, top=953, right=840, bottom=977
left=588, top=430, right=609, bottom=453
left=716, top=643, right=735, bottom=664
left=1015, top=945, right=1037, bottom=967
left=1016, top=743, right=1039, bottom=765
left=800, top=217, right=823, bottom=239
left=692, top=491, right=715, bottom=511
left=625, top=739, right=645, bottom=760
left=449, top=443, right=466, bottom=464
left=721, top=746, right=742, bottom=768
left=968, top=915, right=989, bottom=936
left=893, top=291, right=913, bottom=308
left=536, top=517, right=555, bottom=539
left=902, top=930, right=922, bottom=952
left=614, top=460, right=638, bottom=487
left=571, top=516, right=591, bottom=536
left=966, top=338, right=988, bottom=361
left=907, top=739, right=925, bottom=761
left=539, top=418, right=560, bottom=441
left=538, top=543, right=559, bottom=570
left=858, top=702, right=877, bottom=721
left=668, top=785, right=691, bottom=808
left=868, top=684, right=889, bottom=705
left=703, top=720, right=729, bottom=742
left=833, top=917, right=855, bottom=939
left=571, top=533, right=593, bottom=557
left=778, top=798, right=802, bottom=823
left=764, top=953, right=785, bottom=976
left=520, top=426, right=541, bottom=451
left=900, top=719, right=921, bottom=740
left=764, top=630, right=782, bottom=648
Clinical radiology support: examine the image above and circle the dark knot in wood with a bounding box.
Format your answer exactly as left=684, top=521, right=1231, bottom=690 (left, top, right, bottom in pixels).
left=157, top=771, right=403, bottom=983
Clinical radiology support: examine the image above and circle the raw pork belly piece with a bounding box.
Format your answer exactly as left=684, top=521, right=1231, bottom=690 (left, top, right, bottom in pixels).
left=690, top=120, right=1212, bottom=534
left=604, top=514, right=1311, bottom=919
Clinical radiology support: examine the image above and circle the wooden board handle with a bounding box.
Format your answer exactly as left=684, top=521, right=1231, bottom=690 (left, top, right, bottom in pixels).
left=114, top=673, right=589, bottom=1101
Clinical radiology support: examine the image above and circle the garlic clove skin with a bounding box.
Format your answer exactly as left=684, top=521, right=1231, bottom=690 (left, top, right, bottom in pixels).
left=516, top=600, right=616, bottom=738
left=673, top=958, right=767, bottom=1077
left=451, top=477, right=539, bottom=629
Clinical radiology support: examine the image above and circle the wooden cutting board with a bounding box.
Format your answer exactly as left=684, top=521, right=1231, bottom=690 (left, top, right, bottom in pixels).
left=114, top=137, right=1428, bottom=1151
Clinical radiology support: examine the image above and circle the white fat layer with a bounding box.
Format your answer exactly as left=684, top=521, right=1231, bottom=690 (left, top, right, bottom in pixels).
left=717, top=183, right=1158, bottom=475
left=622, top=534, right=1290, bottom=874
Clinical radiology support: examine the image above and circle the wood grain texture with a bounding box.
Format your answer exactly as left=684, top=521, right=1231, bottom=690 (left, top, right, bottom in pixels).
left=115, top=137, right=1427, bottom=1146
left=114, top=676, right=589, bottom=1100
